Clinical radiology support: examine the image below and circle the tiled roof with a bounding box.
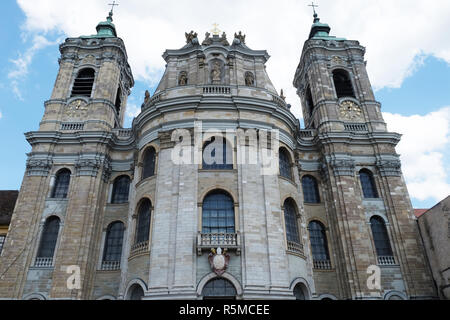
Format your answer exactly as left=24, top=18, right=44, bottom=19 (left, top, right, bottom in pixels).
left=414, top=209, right=429, bottom=219
left=0, top=191, right=19, bottom=225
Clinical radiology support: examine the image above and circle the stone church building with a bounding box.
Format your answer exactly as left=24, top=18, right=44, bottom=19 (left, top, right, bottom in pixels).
left=0, top=11, right=438, bottom=300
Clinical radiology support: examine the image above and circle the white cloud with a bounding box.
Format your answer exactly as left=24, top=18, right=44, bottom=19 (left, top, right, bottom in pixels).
left=0, top=110, right=3, bottom=120
left=8, top=34, right=58, bottom=100
left=383, top=107, right=450, bottom=203
left=15, top=0, right=450, bottom=118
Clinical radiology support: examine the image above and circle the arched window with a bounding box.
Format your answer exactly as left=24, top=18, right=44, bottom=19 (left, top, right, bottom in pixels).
left=370, top=216, right=394, bottom=258
left=202, top=137, right=233, bottom=170
left=332, top=69, right=355, bottom=98
left=102, top=222, right=125, bottom=269
left=305, top=86, right=314, bottom=118
left=115, top=86, right=122, bottom=116
left=308, top=221, right=331, bottom=269
left=279, top=148, right=292, bottom=180
left=202, top=191, right=235, bottom=234
left=284, top=199, right=300, bottom=244
left=129, top=284, right=145, bottom=300
left=71, top=68, right=95, bottom=97
left=135, top=199, right=151, bottom=244
left=36, top=216, right=60, bottom=260
left=360, top=169, right=378, bottom=199
left=51, top=169, right=71, bottom=199
left=142, top=147, right=156, bottom=179
left=202, top=278, right=237, bottom=299
left=302, top=175, right=320, bottom=204
left=293, top=283, right=307, bottom=300
left=111, top=175, right=130, bottom=204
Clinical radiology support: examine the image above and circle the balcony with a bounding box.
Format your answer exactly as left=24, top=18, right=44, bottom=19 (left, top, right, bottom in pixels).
left=101, top=261, right=120, bottom=271
left=202, top=85, right=231, bottom=95
left=378, top=256, right=396, bottom=266
left=129, top=240, right=149, bottom=258
left=197, top=232, right=241, bottom=255
left=34, top=257, right=54, bottom=268
left=313, top=260, right=332, bottom=270
left=287, top=241, right=304, bottom=256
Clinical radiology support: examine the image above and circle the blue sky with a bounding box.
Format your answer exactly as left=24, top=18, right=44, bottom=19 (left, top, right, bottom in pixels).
left=0, top=0, right=449, bottom=209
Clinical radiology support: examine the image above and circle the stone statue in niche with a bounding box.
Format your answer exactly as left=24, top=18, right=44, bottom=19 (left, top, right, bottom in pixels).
left=245, top=72, right=254, bottom=86
left=178, top=72, right=188, bottom=86
left=211, top=61, right=222, bottom=83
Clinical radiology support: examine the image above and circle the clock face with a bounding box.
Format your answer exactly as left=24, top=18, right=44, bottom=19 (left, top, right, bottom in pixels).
left=339, top=101, right=362, bottom=120
left=66, top=99, right=88, bottom=118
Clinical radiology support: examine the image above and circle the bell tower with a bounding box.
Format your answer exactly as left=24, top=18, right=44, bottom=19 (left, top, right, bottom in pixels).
left=294, top=12, right=385, bottom=132
left=293, top=11, right=436, bottom=299
left=41, top=11, right=134, bottom=131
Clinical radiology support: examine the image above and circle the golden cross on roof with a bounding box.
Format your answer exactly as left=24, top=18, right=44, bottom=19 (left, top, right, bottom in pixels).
left=211, top=23, right=221, bottom=36
left=308, top=1, right=319, bottom=15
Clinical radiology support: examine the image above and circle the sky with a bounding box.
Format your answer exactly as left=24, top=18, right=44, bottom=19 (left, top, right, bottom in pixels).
left=0, top=0, right=449, bottom=209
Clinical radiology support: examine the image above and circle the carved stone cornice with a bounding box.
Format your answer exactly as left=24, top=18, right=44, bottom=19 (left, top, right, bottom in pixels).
left=26, top=157, right=53, bottom=177
left=376, top=159, right=402, bottom=177
left=329, top=158, right=355, bottom=177
left=75, top=154, right=111, bottom=181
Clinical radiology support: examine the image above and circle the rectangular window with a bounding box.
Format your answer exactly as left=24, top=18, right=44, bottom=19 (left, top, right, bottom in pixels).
left=0, top=235, right=6, bottom=254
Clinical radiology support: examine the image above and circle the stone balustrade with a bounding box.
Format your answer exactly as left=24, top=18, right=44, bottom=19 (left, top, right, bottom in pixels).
left=287, top=241, right=304, bottom=255
left=101, top=261, right=120, bottom=271
left=378, top=255, right=396, bottom=266
left=313, top=259, right=332, bottom=270
left=34, top=257, right=54, bottom=268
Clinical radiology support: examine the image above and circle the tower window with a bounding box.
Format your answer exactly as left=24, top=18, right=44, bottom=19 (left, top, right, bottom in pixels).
left=37, top=216, right=60, bottom=259
left=308, top=221, right=330, bottom=263
left=359, top=169, right=379, bottom=199
left=302, top=175, right=320, bottom=204
left=135, top=199, right=151, bottom=245
left=370, top=216, right=394, bottom=258
left=0, top=235, right=6, bottom=254
left=142, top=147, right=156, bottom=180
left=71, top=68, right=95, bottom=97
left=202, top=137, right=233, bottom=170
left=332, top=69, right=355, bottom=98
left=305, top=86, right=314, bottom=118
left=202, top=191, right=235, bottom=234
left=102, top=221, right=125, bottom=265
left=111, top=175, right=130, bottom=204
left=279, top=148, right=292, bottom=180
left=51, top=169, right=71, bottom=199
left=115, top=86, right=122, bottom=116
left=283, top=198, right=300, bottom=244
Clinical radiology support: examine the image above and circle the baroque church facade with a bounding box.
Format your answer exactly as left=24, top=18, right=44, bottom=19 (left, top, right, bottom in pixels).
left=0, top=11, right=438, bottom=300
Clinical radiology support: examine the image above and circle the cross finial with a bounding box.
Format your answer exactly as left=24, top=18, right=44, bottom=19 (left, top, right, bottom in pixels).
left=211, top=23, right=221, bottom=36
left=308, top=1, right=319, bottom=15
left=108, top=1, right=119, bottom=15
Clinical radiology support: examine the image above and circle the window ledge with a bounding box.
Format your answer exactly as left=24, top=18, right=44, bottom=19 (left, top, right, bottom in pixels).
left=304, top=203, right=323, bottom=207
left=199, top=169, right=237, bottom=173
left=106, top=202, right=129, bottom=207
left=278, top=175, right=297, bottom=186
left=135, top=175, right=157, bottom=188
left=286, top=250, right=306, bottom=259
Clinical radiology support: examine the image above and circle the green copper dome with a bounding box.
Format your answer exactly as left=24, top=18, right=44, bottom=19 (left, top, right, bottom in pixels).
left=308, top=13, right=345, bottom=41
left=95, top=11, right=117, bottom=37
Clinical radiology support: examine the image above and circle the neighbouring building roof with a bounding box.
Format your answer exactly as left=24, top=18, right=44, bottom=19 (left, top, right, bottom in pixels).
left=414, top=209, right=429, bottom=218
left=0, top=191, right=19, bottom=226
